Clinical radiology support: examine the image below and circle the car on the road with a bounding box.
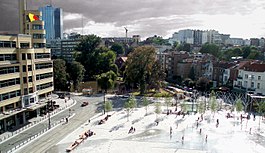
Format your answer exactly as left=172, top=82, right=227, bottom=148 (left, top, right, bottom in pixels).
left=81, top=101, right=89, bottom=107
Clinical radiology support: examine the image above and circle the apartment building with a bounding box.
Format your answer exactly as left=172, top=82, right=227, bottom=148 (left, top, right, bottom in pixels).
left=0, top=34, right=53, bottom=133
left=234, top=62, right=265, bottom=95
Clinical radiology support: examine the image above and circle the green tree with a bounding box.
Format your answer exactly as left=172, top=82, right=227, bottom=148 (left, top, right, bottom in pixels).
left=257, top=102, right=265, bottom=130
left=97, top=70, right=117, bottom=92
left=110, top=43, right=124, bottom=55
left=124, top=95, right=137, bottom=121
left=173, top=42, right=179, bottom=50
left=125, top=46, right=165, bottom=94
left=210, top=91, right=217, bottom=114
left=242, top=46, right=251, bottom=58
left=198, top=101, right=206, bottom=114
left=235, top=99, right=243, bottom=113
left=142, top=97, right=150, bottom=116
left=188, top=67, right=195, bottom=80
left=196, top=77, right=209, bottom=91
left=104, top=101, right=113, bottom=115
left=200, top=43, right=220, bottom=58
left=70, top=61, right=85, bottom=90
left=76, top=35, right=117, bottom=80
left=165, top=97, right=172, bottom=113
left=180, top=102, right=188, bottom=113
left=178, top=43, right=191, bottom=52
left=154, top=102, right=162, bottom=119
left=53, top=59, right=69, bottom=91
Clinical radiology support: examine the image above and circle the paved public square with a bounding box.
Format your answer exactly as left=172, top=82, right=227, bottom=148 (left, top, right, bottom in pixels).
left=53, top=104, right=265, bottom=153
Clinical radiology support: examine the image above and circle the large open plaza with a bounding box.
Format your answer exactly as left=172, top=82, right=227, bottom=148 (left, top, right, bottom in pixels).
left=49, top=102, right=265, bottom=153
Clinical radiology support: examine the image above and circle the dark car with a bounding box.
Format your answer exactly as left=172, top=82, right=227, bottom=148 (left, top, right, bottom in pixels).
left=81, top=101, right=89, bottom=107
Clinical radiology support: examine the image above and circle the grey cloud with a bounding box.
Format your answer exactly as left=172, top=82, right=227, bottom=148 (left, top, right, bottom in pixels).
left=0, top=0, right=258, bottom=37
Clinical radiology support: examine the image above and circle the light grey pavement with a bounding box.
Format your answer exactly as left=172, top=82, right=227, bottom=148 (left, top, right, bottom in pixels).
left=13, top=95, right=103, bottom=153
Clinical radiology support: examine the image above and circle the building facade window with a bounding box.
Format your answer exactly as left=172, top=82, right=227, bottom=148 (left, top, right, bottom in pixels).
left=258, top=76, right=261, bottom=80
left=0, top=78, right=20, bottom=88
left=0, top=41, right=16, bottom=48
left=37, top=82, right=53, bottom=90
left=0, top=90, right=21, bottom=101
left=245, top=74, right=248, bottom=79
left=33, top=34, right=46, bottom=39
left=35, top=63, right=52, bottom=69
left=244, top=81, right=248, bottom=87
left=22, top=54, right=26, bottom=60
left=20, top=43, right=30, bottom=48
left=23, top=65, right=26, bottom=72
left=36, top=72, right=53, bottom=80
left=0, top=54, right=17, bottom=61
left=33, top=43, right=45, bottom=48
left=0, top=66, right=19, bottom=75
left=32, top=24, right=43, bottom=30
left=27, top=54, right=32, bottom=59
left=257, top=83, right=260, bottom=89
left=35, top=53, right=50, bottom=59
left=251, top=82, right=254, bottom=88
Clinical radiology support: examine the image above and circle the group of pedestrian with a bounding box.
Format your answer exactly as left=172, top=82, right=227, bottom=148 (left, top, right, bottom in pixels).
left=128, top=126, right=136, bottom=134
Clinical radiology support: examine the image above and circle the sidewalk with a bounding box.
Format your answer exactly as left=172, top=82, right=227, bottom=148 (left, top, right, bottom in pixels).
left=0, top=94, right=76, bottom=143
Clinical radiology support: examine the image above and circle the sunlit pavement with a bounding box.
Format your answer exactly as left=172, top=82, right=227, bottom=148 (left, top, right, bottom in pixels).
left=53, top=105, right=265, bottom=153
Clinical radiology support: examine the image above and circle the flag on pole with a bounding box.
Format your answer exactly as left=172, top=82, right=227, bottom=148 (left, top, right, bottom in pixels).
left=28, top=13, right=39, bottom=22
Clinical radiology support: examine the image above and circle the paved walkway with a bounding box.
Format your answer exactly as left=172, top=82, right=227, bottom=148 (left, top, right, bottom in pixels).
left=0, top=94, right=75, bottom=143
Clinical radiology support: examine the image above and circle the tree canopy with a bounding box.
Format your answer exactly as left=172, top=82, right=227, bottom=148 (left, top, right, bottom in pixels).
left=125, top=46, right=165, bottom=94
left=53, top=59, right=69, bottom=91
left=75, top=35, right=117, bottom=80
left=124, top=95, right=137, bottom=121
left=97, top=70, right=117, bottom=92
left=70, top=61, right=85, bottom=90
left=223, top=46, right=263, bottom=61
left=110, top=43, right=125, bottom=55
left=104, top=101, right=113, bottom=115
left=199, top=43, right=220, bottom=58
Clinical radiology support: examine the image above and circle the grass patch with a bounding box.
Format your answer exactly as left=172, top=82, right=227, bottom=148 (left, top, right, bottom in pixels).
left=130, top=89, right=173, bottom=97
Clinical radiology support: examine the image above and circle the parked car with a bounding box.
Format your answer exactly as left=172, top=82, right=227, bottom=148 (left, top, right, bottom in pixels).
left=81, top=101, right=89, bottom=107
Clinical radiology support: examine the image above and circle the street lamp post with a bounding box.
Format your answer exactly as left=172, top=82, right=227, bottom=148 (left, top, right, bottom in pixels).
left=48, top=111, right=51, bottom=129
left=46, top=101, right=51, bottom=129
left=103, top=91, right=106, bottom=114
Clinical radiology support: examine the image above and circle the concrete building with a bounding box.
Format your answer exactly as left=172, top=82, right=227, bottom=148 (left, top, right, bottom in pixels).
left=177, top=29, right=194, bottom=44
left=61, top=39, right=80, bottom=63
left=0, top=34, right=53, bottom=133
left=234, top=62, right=265, bottom=95
left=46, top=39, right=62, bottom=58
left=193, top=30, right=203, bottom=46
left=225, top=38, right=244, bottom=46
left=250, top=38, right=260, bottom=47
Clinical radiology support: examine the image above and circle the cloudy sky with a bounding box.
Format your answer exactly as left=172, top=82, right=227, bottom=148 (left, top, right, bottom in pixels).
left=1, top=0, right=265, bottom=39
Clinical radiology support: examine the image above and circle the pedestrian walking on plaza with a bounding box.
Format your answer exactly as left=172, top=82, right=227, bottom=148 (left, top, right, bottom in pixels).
left=249, top=128, right=252, bottom=134
left=199, top=128, right=202, bottom=134
left=181, top=135, right=184, bottom=144
left=66, top=117, right=68, bottom=123
left=170, top=126, right=172, bottom=135
left=205, top=134, right=208, bottom=142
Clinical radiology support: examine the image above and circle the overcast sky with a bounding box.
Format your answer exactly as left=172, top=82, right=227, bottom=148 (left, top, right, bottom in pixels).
left=1, top=0, right=265, bottom=39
